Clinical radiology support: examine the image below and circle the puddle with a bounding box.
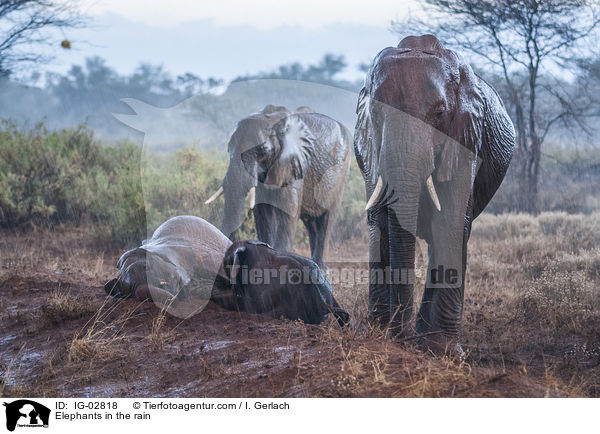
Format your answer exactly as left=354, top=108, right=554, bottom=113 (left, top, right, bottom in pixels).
left=0, top=349, right=45, bottom=387
left=0, top=334, right=17, bottom=346
left=21, top=351, right=42, bottom=362
left=200, top=340, right=234, bottom=352
left=162, top=379, right=203, bottom=396
left=274, top=346, right=295, bottom=362
left=74, top=384, right=123, bottom=397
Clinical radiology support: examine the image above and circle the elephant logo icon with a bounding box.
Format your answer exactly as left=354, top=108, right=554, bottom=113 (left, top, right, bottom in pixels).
left=3, top=400, right=50, bottom=431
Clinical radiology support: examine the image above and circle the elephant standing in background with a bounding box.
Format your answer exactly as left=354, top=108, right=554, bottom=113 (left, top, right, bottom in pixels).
left=206, top=104, right=352, bottom=269
left=355, top=35, right=515, bottom=353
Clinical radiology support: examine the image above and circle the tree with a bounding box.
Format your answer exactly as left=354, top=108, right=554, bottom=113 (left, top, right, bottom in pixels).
left=0, top=0, right=85, bottom=76
left=233, top=53, right=355, bottom=88
left=304, top=53, right=347, bottom=83
left=392, top=0, right=600, bottom=212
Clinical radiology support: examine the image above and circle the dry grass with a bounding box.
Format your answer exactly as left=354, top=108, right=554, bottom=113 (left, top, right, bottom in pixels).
left=1, top=212, right=599, bottom=397
left=42, top=290, right=97, bottom=326
left=67, top=298, right=142, bottom=363
left=147, top=307, right=169, bottom=349
left=463, top=212, right=600, bottom=395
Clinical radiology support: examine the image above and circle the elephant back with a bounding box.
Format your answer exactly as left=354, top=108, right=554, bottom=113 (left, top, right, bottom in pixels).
left=147, top=215, right=232, bottom=281
left=296, top=113, right=352, bottom=214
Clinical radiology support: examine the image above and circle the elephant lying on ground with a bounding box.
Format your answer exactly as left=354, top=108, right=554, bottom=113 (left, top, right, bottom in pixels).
left=355, top=34, right=515, bottom=353
left=205, top=104, right=352, bottom=269
left=216, top=240, right=349, bottom=326
left=104, top=215, right=349, bottom=325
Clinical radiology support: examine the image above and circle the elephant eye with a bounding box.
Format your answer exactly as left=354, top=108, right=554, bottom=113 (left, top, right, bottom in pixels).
left=432, top=103, right=445, bottom=121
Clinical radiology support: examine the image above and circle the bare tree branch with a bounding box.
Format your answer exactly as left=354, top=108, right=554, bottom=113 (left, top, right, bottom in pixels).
left=0, top=0, right=86, bottom=75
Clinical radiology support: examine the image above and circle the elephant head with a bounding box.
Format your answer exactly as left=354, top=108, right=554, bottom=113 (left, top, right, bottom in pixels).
left=355, top=34, right=515, bottom=344
left=205, top=105, right=316, bottom=240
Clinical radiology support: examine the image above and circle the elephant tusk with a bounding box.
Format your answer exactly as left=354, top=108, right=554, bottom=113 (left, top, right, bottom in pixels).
left=365, top=176, right=384, bottom=210
left=249, top=187, right=256, bottom=209
left=204, top=186, right=223, bottom=204
left=426, top=175, right=441, bottom=212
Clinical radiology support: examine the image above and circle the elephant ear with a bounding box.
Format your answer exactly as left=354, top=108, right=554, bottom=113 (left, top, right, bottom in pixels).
left=437, top=61, right=484, bottom=183
left=354, top=83, right=375, bottom=184
left=225, top=244, right=247, bottom=287
left=354, top=48, right=395, bottom=187
left=264, top=114, right=316, bottom=187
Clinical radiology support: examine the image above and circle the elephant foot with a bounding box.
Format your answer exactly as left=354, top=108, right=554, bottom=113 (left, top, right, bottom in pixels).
left=417, top=332, right=465, bottom=358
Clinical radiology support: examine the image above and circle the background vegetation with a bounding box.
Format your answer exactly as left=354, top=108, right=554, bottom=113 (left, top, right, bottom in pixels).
left=1, top=122, right=599, bottom=249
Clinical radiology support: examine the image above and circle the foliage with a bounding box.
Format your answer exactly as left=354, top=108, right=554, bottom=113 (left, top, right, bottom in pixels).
left=2, top=123, right=599, bottom=247
left=0, top=121, right=145, bottom=245
left=487, top=144, right=600, bottom=213
left=234, top=53, right=360, bottom=90
left=140, top=146, right=228, bottom=234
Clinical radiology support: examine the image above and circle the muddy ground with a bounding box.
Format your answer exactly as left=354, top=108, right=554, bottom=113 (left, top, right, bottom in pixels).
left=1, top=213, right=599, bottom=397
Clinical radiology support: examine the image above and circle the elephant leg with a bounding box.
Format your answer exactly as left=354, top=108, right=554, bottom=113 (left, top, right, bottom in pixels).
left=253, top=203, right=297, bottom=251
left=416, top=218, right=471, bottom=355
left=367, top=206, right=392, bottom=330
left=301, top=211, right=331, bottom=269
left=386, top=208, right=416, bottom=338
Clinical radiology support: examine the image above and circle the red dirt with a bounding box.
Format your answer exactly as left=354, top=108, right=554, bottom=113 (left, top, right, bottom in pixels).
left=0, top=227, right=591, bottom=397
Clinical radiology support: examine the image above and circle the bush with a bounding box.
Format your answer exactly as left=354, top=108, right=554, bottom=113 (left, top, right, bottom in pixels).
left=0, top=121, right=146, bottom=245
left=141, top=146, right=228, bottom=234
left=487, top=146, right=600, bottom=214
left=331, top=160, right=368, bottom=244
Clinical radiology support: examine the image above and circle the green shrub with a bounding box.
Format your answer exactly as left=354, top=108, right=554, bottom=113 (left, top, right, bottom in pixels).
left=0, top=121, right=146, bottom=245
left=331, top=160, right=368, bottom=243
left=140, top=146, right=228, bottom=234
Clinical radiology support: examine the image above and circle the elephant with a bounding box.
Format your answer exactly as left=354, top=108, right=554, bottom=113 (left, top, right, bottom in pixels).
left=354, top=34, right=515, bottom=354
left=205, top=104, right=352, bottom=269
left=104, top=215, right=349, bottom=325
left=104, top=215, right=233, bottom=318
left=214, top=240, right=350, bottom=326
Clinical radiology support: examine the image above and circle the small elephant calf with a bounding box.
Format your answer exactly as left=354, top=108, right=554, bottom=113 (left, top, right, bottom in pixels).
left=213, top=241, right=349, bottom=326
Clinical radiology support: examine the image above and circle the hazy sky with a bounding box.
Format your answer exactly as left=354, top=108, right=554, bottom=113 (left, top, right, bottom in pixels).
left=46, top=1, right=418, bottom=81
left=80, top=0, right=415, bottom=29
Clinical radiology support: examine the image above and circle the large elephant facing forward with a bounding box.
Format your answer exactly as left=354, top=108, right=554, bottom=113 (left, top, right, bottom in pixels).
left=355, top=35, right=515, bottom=353
left=206, top=105, right=352, bottom=268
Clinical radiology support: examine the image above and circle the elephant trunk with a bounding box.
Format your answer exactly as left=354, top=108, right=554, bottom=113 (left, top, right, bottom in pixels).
left=221, top=159, right=256, bottom=240
left=377, top=118, right=434, bottom=336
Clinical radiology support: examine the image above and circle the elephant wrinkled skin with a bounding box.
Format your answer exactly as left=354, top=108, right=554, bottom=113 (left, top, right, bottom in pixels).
left=354, top=35, right=515, bottom=353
